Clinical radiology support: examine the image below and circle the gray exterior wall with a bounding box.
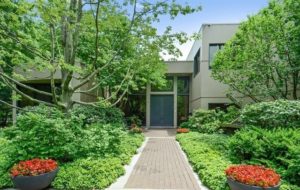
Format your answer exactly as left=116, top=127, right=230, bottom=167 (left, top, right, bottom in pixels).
left=186, top=24, right=239, bottom=110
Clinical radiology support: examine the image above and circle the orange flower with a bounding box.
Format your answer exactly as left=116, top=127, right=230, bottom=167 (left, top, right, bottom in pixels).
left=225, top=165, right=280, bottom=187
left=177, top=128, right=190, bottom=133
left=11, top=158, right=57, bottom=177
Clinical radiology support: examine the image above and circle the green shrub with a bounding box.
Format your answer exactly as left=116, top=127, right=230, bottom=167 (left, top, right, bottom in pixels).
left=0, top=138, right=16, bottom=188
left=53, top=158, right=125, bottom=190
left=115, top=133, right=144, bottom=164
left=12, top=111, right=80, bottom=161
left=229, top=127, right=300, bottom=186
left=53, top=133, right=144, bottom=190
left=241, top=100, right=300, bottom=128
left=78, top=123, right=125, bottom=158
left=177, top=132, right=231, bottom=190
left=198, top=120, right=223, bottom=134
left=70, top=105, right=125, bottom=126
left=19, top=104, right=65, bottom=119
left=181, top=106, right=240, bottom=133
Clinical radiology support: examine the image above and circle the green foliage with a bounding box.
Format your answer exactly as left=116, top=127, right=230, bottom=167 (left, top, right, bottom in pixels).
left=19, top=104, right=65, bottom=119
left=53, top=133, right=144, bottom=190
left=126, top=115, right=142, bottom=127
left=241, top=100, right=300, bottom=128
left=10, top=111, right=80, bottom=162
left=181, top=106, right=240, bottom=133
left=0, top=138, right=16, bottom=188
left=114, top=133, right=144, bottom=164
left=177, top=132, right=231, bottom=190
left=212, top=0, right=300, bottom=101
left=70, top=105, right=125, bottom=126
left=0, top=104, right=145, bottom=189
left=0, top=0, right=201, bottom=110
left=78, top=123, right=125, bottom=158
left=229, top=127, right=300, bottom=186
left=53, top=158, right=124, bottom=190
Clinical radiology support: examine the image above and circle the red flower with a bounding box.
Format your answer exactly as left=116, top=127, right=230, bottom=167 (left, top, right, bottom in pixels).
left=11, top=158, right=58, bottom=177
left=177, top=128, right=190, bottom=133
left=225, top=165, right=280, bottom=187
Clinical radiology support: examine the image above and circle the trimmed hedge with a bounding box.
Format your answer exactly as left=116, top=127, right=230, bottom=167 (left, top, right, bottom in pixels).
left=177, top=132, right=231, bottom=190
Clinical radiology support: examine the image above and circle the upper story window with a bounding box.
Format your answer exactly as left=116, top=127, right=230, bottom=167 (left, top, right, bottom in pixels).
left=193, top=48, right=200, bottom=76
left=151, top=76, right=174, bottom=92
left=209, top=44, right=224, bottom=69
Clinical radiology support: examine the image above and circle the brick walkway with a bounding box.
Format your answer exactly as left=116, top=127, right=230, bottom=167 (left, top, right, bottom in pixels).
left=124, top=129, right=201, bottom=190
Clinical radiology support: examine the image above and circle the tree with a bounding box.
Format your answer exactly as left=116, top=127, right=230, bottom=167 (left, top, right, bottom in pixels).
left=211, top=0, right=300, bottom=102
left=0, top=0, right=200, bottom=111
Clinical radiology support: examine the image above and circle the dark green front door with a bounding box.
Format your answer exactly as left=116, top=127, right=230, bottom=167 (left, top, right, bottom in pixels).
left=150, top=95, right=174, bottom=127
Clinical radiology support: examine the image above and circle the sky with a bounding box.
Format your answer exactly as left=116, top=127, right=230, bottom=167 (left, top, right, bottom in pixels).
left=153, top=0, right=269, bottom=60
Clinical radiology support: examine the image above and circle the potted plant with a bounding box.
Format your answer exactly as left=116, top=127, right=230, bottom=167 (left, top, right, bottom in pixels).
left=176, top=128, right=190, bottom=133
left=11, top=158, right=59, bottom=190
left=225, top=165, right=281, bottom=190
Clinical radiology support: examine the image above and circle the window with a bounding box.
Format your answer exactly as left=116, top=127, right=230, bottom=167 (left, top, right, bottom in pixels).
left=151, top=76, right=174, bottom=92
left=208, top=103, right=230, bottom=111
left=193, top=48, right=200, bottom=76
left=177, top=76, right=190, bottom=125
left=209, top=44, right=224, bottom=69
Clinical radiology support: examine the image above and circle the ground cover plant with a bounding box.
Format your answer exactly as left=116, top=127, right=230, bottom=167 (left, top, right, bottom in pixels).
left=177, top=132, right=232, bottom=190
left=177, top=132, right=300, bottom=190
left=177, top=99, right=300, bottom=190
left=0, top=104, right=144, bottom=189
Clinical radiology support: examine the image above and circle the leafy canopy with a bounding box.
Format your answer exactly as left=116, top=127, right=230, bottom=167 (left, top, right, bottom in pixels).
left=211, top=0, right=300, bottom=102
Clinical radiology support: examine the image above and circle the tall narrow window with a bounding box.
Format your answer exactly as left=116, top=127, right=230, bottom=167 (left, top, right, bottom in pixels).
left=193, top=48, right=200, bottom=76
left=209, top=44, right=224, bottom=69
left=177, top=76, right=190, bottom=125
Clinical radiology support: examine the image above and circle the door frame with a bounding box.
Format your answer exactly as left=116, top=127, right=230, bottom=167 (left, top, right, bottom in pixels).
left=146, top=76, right=178, bottom=128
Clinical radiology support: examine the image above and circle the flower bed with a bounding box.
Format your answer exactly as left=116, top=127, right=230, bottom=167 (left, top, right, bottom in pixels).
left=11, top=159, right=57, bottom=177
left=177, top=128, right=189, bottom=133
left=225, top=165, right=280, bottom=188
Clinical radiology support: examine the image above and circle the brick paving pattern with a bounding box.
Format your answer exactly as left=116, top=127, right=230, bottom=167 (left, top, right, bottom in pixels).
left=125, top=134, right=201, bottom=190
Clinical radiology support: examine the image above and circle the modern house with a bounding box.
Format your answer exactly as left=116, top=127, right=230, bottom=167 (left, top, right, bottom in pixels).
left=13, top=23, right=240, bottom=128
left=144, top=23, right=239, bottom=128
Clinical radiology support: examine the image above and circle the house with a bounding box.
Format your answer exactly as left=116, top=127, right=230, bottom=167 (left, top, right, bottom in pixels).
left=144, top=23, right=240, bottom=128
left=12, top=23, right=240, bottom=128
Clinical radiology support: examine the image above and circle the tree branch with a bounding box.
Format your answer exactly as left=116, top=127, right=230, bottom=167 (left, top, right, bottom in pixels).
left=1, top=77, right=55, bottom=107
left=0, top=71, right=55, bottom=97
